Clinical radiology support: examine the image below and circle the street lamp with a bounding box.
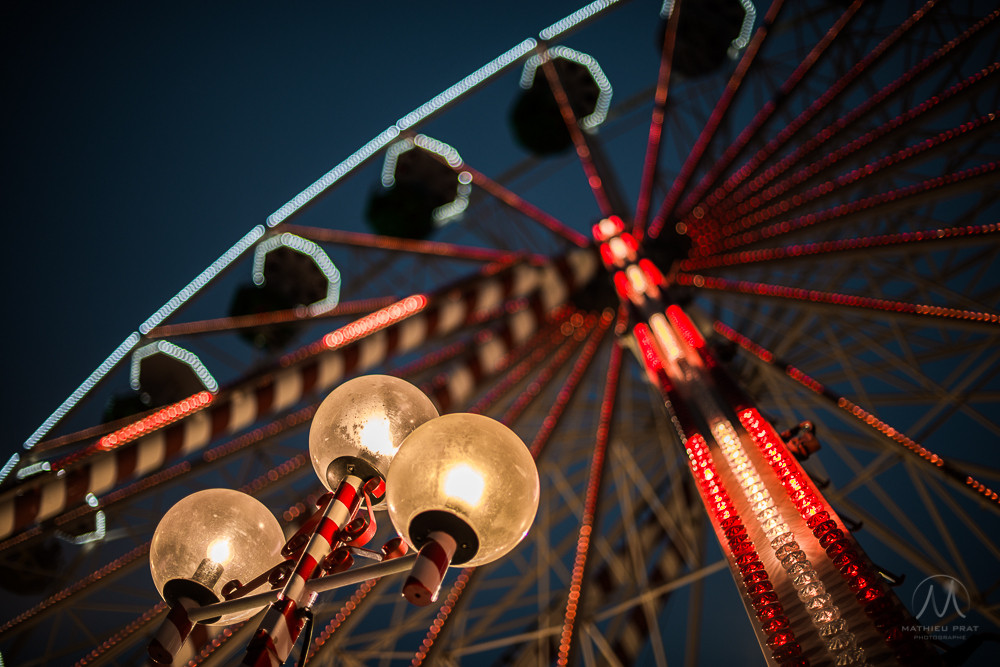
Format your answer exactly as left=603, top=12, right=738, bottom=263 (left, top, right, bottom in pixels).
left=146, top=375, right=540, bottom=665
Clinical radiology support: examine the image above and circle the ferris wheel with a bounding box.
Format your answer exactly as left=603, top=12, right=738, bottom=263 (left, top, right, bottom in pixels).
left=1, top=0, right=999, bottom=665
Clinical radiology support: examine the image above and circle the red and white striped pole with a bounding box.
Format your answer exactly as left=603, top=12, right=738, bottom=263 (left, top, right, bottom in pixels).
left=243, top=474, right=364, bottom=667
left=147, top=597, right=197, bottom=665
left=401, top=531, right=457, bottom=606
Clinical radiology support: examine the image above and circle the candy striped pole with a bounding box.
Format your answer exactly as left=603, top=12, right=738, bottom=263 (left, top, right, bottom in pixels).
left=147, top=597, right=197, bottom=665
left=243, top=474, right=364, bottom=667
left=402, top=531, right=457, bottom=606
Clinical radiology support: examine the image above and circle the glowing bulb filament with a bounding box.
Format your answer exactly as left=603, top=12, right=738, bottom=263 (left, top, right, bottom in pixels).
left=443, top=463, right=485, bottom=507
left=207, top=539, right=232, bottom=565
left=360, top=416, right=396, bottom=459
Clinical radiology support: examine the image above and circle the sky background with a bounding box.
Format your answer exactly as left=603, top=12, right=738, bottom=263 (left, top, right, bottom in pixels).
left=0, top=0, right=635, bottom=449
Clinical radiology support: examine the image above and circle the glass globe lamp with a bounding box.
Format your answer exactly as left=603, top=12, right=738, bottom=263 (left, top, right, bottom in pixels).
left=149, top=488, right=284, bottom=624
left=386, top=413, right=540, bottom=567
left=309, top=375, right=438, bottom=504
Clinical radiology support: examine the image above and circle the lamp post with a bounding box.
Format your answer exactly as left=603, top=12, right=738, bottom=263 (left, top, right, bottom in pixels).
left=146, top=375, right=540, bottom=666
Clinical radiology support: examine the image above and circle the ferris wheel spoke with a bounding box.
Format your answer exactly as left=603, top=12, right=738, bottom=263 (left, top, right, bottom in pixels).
left=705, top=112, right=998, bottom=242
left=632, top=0, right=683, bottom=238
left=606, top=445, right=669, bottom=667
left=715, top=320, right=1000, bottom=516
left=710, top=28, right=1000, bottom=219
left=459, top=163, right=590, bottom=249
left=695, top=0, right=942, bottom=219
left=679, top=222, right=1000, bottom=273
left=555, top=317, right=623, bottom=666
left=649, top=0, right=788, bottom=238
left=920, top=470, right=1000, bottom=564
left=143, top=297, right=398, bottom=341
left=689, top=162, right=999, bottom=257
left=904, top=460, right=979, bottom=585
left=673, top=0, right=869, bottom=226
left=682, top=273, right=1000, bottom=334
left=536, top=43, right=614, bottom=218
left=281, top=223, right=544, bottom=264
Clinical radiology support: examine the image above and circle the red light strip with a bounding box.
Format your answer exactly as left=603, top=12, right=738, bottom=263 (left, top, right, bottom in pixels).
left=696, top=11, right=999, bottom=221
left=556, top=321, right=623, bottom=666
left=280, top=223, right=543, bottom=263
left=678, top=273, right=1000, bottom=326
left=713, top=321, right=1000, bottom=509
left=673, top=0, right=866, bottom=223
left=94, top=391, right=214, bottom=453
left=665, top=304, right=707, bottom=352
left=633, top=0, right=682, bottom=238
left=691, top=0, right=938, bottom=218
left=647, top=0, right=786, bottom=237
left=322, top=295, right=428, bottom=349
left=712, top=112, right=997, bottom=236
left=537, top=45, right=614, bottom=218
left=684, top=433, right=807, bottom=663
left=680, top=223, right=1000, bottom=271
left=738, top=408, right=937, bottom=661
left=144, top=297, right=398, bottom=339
left=461, top=163, right=590, bottom=248
left=691, top=162, right=999, bottom=257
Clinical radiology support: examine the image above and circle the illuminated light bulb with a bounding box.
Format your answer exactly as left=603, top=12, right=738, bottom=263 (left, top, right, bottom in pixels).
left=798, top=582, right=825, bottom=600
left=626, top=265, right=648, bottom=295
left=649, top=313, right=682, bottom=360
left=592, top=216, right=623, bottom=241
left=812, top=606, right=841, bottom=625
left=386, top=413, right=539, bottom=567
left=779, top=550, right=807, bottom=568
left=607, top=237, right=629, bottom=265
left=820, top=618, right=848, bottom=637
left=770, top=532, right=794, bottom=549
left=149, top=489, right=284, bottom=624
left=309, top=375, right=439, bottom=505
left=443, top=463, right=486, bottom=507
left=805, top=593, right=833, bottom=611
left=206, top=539, right=232, bottom=565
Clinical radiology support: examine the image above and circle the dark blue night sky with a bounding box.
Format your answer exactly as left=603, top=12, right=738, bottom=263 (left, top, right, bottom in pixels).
left=0, top=1, right=600, bottom=447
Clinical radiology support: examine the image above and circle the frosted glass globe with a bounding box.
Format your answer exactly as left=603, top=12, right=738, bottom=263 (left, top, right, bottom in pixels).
left=386, top=413, right=539, bottom=567
left=309, top=375, right=439, bottom=503
left=149, top=489, right=284, bottom=624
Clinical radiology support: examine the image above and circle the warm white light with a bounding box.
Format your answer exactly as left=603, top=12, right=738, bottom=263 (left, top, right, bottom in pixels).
left=150, top=489, right=284, bottom=624
left=207, top=539, right=232, bottom=565
left=309, top=375, right=439, bottom=495
left=650, top=313, right=683, bottom=360
left=386, top=413, right=539, bottom=567
left=360, top=416, right=395, bottom=461
left=443, top=464, right=485, bottom=507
